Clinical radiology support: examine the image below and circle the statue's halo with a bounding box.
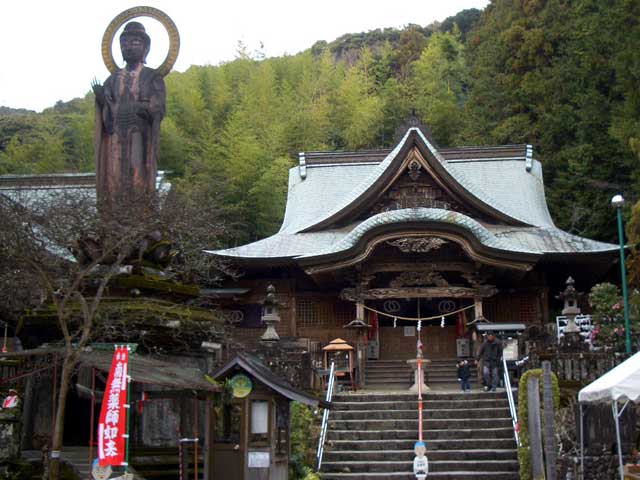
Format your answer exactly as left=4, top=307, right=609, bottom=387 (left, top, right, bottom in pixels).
left=101, top=6, right=180, bottom=77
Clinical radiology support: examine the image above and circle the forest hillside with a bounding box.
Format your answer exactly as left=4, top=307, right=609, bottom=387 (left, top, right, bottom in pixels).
left=1, top=1, right=639, bottom=248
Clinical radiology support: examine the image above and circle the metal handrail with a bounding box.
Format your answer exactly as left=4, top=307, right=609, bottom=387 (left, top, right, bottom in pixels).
left=316, top=362, right=336, bottom=471
left=503, top=356, right=520, bottom=447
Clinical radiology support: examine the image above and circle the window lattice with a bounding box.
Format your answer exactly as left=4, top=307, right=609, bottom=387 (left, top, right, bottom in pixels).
left=297, top=300, right=319, bottom=327
left=334, top=301, right=356, bottom=326
left=297, top=299, right=356, bottom=327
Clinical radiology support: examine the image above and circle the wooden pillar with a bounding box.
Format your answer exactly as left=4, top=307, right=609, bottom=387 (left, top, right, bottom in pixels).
left=204, top=393, right=214, bottom=480
left=290, top=295, right=297, bottom=337
left=473, top=296, right=484, bottom=320
left=20, top=374, right=34, bottom=450
left=473, top=297, right=484, bottom=384
left=540, top=287, right=550, bottom=325
left=356, top=302, right=366, bottom=389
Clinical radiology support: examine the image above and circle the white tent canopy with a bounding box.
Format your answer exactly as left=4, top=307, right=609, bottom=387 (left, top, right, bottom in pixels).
left=578, top=351, right=640, bottom=480
left=579, top=351, right=640, bottom=404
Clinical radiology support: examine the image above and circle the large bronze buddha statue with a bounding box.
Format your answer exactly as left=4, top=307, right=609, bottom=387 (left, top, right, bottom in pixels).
left=93, top=21, right=166, bottom=214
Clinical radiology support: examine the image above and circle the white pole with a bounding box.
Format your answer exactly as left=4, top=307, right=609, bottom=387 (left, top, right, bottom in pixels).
left=579, top=402, right=584, bottom=480
left=612, top=401, right=624, bottom=480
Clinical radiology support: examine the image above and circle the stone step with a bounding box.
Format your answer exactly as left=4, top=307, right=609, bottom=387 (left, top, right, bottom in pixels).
left=320, top=472, right=519, bottom=480
left=366, top=363, right=412, bottom=368
left=363, top=384, right=412, bottom=391
left=333, top=398, right=509, bottom=410
left=366, top=360, right=411, bottom=365
left=365, top=365, right=476, bottom=373
left=324, top=449, right=517, bottom=461
left=426, top=374, right=479, bottom=380
left=365, top=375, right=413, bottom=382
left=321, top=388, right=518, bottom=479
left=327, top=427, right=514, bottom=440
left=427, top=369, right=477, bottom=376
left=363, top=382, right=412, bottom=388
left=329, top=417, right=513, bottom=430
left=429, top=361, right=476, bottom=364
left=362, top=385, right=412, bottom=392
left=325, top=438, right=516, bottom=451
left=333, top=391, right=507, bottom=402
left=322, top=459, right=518, bottom=473
left=366, top=369, right=413, bottom=376
left=332, top=407, right=509, bottom=420
left=366, top=371, right=413, bottom=378
left=363, top=371, right=412, bottom=375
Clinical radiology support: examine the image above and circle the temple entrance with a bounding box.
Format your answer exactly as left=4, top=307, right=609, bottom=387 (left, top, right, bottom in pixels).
left=366, top=298, right=471, bottom=360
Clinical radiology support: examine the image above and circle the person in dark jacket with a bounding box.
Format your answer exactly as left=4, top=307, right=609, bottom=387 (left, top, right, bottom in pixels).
left=457, top=360, right=471, bottom=392
left=475, top=333, right=502, bottom=391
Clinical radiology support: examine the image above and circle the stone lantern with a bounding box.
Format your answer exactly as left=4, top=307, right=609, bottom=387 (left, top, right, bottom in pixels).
left=260, top=284, right=280, bottom=342
left=556, top=277, right=585, bottom=350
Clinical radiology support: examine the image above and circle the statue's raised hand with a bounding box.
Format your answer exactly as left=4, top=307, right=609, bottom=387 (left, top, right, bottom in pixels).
left=91, top=77, right=105, bottom=106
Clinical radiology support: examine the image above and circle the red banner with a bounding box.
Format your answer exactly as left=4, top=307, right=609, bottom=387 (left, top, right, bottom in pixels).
left=97, top=346, right=129, bottom=466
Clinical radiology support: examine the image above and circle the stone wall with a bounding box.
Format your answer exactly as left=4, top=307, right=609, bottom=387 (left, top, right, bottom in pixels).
left=530, top=351, right=628, bottom=384
left=0, top=408, right=21, bottom=460
left=558, top=454, right=626, bottom=480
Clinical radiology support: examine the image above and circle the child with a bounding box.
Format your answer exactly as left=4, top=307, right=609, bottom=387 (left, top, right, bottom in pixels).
left=457, top=360, right=471, bottom=392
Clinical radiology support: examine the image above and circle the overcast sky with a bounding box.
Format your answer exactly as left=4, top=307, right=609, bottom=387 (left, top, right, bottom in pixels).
left=1, top=0, right=489, bottom=112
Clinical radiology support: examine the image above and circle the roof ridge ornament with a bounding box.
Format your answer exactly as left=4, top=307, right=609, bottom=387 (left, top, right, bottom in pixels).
left=393, top=110, right=435, bottom=145
left=525, top=145, right=533, bottom=172
left=298, top=152, right=307, bottom=180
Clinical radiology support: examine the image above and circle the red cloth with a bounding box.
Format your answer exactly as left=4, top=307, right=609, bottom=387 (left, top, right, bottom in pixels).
left=97, top=346, right=129, bottom=466
left=2, top=394, right=17, bottom=408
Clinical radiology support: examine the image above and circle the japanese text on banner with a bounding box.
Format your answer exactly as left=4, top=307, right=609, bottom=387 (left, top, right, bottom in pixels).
left=97, top=346, right=129, bottom=466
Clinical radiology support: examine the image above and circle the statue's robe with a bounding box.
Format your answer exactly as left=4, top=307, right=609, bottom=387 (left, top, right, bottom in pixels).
left=95, top=64, right=165, bottom=213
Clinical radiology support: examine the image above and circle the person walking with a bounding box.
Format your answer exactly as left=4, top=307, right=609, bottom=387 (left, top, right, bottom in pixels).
left=475, top=332, right=502, bottom=391
left=457, top=359, right=471, bottom=392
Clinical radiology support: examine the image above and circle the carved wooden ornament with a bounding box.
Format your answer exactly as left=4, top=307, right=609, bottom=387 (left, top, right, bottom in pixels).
left=387, top=237, right=448, bottom=253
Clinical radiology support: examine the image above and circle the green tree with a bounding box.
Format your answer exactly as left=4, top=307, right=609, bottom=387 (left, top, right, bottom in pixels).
left=0, top=118, right=67, bottom=174
left=462, top=0, right=637, bottom=241
left=411, top=32, right=467, bottom=146
left=333, top=48, right=383, bottom=149
left=393, top=25, right=429, bottom=79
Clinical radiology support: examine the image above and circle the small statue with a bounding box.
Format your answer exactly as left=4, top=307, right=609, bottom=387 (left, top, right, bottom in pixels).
left=92, top=21, right=166, bottom=214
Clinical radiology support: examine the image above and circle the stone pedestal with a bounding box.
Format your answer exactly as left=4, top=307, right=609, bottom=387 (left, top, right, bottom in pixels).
left=407, top=358, right=431, bottom=392
left=561, top=306, right=586, bottom=352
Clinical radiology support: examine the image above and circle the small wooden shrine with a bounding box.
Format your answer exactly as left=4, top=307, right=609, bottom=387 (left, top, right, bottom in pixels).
left=211, top=353, right=324, bottom=480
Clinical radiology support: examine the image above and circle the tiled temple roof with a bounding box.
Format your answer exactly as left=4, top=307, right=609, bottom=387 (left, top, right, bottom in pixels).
left=209, top=128, right=616, bottom=263
left=0, top=171, right=171, bottom=208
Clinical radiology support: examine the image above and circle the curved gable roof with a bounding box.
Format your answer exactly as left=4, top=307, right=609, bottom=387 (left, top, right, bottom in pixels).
left=279, top=128, right=556, bottom=235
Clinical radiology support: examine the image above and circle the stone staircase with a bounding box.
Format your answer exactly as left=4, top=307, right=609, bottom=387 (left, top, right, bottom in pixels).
left=427, top=358, right=478, bottom=386
left=320, top=391, right=518, bottom=479
left=365, top=358, right=478, bottom=390
left=365, top=360, right=413, bottom=390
